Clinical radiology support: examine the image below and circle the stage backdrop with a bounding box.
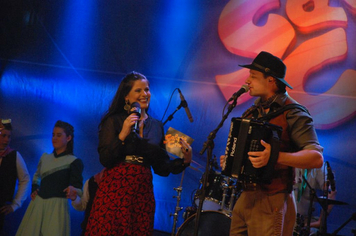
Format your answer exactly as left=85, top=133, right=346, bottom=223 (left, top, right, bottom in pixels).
left=1, top=0, right=355, bottom=235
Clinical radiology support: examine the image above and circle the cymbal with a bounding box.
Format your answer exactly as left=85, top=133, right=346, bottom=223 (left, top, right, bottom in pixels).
left=168, top=154, right=204, bottom=173
left=317, top=196, right=348, bottom=205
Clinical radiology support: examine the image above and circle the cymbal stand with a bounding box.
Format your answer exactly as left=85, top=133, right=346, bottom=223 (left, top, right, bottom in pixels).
left=331, top=212, right=356, bottom=236
left=319, top=178, right=331, bottom=235
left=170, top=170, right=185, bottom=236
left=197, top=96, right=240, bottom=236
left=302, top=175, right=328, bottom=236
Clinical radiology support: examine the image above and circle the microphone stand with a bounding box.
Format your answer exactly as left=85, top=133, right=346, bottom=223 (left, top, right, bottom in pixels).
left=194, top=97, right=239, bottom=236
left=163, top=101, right=185, bottom=125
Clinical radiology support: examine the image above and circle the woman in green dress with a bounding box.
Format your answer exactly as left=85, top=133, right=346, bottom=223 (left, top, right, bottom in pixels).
left=16, top=120, right=83, bottom=236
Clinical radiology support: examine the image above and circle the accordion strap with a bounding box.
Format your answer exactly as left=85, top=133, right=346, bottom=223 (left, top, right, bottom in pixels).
left=258, top=103, right=308, bottom=190
left=260, top=127, right=281, bottom=184
left=258, top=103, right=310, bottom=121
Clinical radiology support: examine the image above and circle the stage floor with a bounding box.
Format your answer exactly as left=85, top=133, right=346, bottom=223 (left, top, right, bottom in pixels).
left=154, top=230, right=170, bottom=236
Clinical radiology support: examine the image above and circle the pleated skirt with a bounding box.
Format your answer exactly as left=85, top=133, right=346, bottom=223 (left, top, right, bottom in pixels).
left=16, top=196, right=70, bottom=236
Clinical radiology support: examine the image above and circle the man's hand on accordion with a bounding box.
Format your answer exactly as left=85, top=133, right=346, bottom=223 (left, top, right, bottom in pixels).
left=248, top=140, right=271, bottom=168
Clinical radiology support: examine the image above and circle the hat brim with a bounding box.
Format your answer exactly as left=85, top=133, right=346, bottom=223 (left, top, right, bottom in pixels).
left=239, top=64, right=293, bottom=89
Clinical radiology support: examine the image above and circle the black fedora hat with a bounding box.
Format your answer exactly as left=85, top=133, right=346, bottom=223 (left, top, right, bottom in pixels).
left=239, top=51, right=293, bottom=89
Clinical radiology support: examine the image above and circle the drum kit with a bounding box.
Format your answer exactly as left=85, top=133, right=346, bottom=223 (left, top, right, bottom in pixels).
left=192, top=171, right=240, bottom=214
left=292, top=174, right=352, bottom=236
left=292, top=199, right=351, bottom=236
left=173, top=165, right=242, bottom=236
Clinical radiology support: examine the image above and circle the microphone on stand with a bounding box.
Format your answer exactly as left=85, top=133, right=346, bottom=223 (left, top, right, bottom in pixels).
left=129, top=102, right=141, bottom=134
left=228, top=85, right=249, bottom=102
left=326, top=161, right=336, bottom=191
left=178, top=89, right=194, bottom=122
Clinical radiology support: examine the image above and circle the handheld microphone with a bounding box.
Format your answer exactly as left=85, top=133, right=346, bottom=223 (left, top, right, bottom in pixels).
left=228, top=85, right=249, bottom=102
left=326, top=161, right=336, bottom=191
left=178, top=89, right=194, bottom=122
left=129, top=102, right=141, bottom=134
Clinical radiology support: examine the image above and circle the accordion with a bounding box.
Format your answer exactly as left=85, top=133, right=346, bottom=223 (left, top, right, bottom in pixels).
left=222, top=118, right=282, bottom=184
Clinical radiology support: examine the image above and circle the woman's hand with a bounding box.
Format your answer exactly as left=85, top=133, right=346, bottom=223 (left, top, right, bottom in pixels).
left=179, top=138, right=192, bottom=164
left=31, top=189, right=39, bottom=201
left=248, top=140, right=271, bottom=168
left=63, top=186, right=78, bottom=201
left=118, top=113, right=139, bottom=141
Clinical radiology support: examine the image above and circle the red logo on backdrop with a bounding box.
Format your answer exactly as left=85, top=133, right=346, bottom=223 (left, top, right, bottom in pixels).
left=216, top=0, right=356, bottom=129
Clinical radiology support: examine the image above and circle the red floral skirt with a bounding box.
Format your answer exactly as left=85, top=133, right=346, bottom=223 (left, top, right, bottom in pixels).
left=85, top=162, right=155, bottom=236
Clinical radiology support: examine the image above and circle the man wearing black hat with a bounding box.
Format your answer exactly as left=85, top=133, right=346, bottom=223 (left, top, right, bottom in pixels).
left=221, top=51, right=324, bottom=235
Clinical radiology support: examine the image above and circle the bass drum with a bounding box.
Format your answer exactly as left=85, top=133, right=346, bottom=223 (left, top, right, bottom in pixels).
left=176, top=211, right=231, bottom=236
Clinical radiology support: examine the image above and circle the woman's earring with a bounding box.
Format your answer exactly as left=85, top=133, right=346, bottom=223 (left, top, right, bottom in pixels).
left=124, top=100, right=130, bottom=111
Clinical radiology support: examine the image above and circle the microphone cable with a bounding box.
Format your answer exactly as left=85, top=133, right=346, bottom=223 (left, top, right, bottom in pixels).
left=160, top=88, right=179, bottom=123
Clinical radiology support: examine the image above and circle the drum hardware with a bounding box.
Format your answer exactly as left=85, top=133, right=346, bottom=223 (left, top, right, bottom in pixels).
left=302, top=174, right=325, bottom=236
left=299, top=175, right=350, bottom=236
left=182, top=206, right=197, bottom=222
left=227, top=185, right=237, bottom=212
left=218, top=177, right=239, bottom=214
left=293, top=213, right=308, bottom=236
left=170, top=170, right=185, bottom=236
left=330, top=212, right=356, bottom=236
left=193, top=169, right=240, bottom=214
left=293, top=176, right=356, bottom=236
left=220, top=182, right=228, bottom=212
left=194, top=171, right=224, bottom=212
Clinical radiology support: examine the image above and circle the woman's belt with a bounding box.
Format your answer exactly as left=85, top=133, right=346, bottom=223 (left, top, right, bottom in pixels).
left=124, top=155, right=149, bottom=166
